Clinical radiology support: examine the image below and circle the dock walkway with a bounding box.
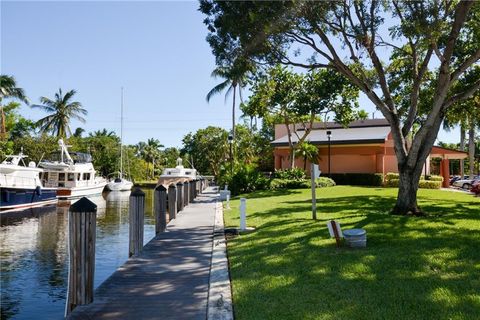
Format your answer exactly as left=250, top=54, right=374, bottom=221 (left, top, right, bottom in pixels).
left=69, top=188, right=219, bottom=320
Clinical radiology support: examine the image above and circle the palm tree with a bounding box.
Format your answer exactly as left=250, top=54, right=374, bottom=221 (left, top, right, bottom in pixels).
left=0, top=75, right=29, bottom=139
left=32, top=88, right=87, bottom=138
left=206, top=59, right=252, bottom=141
left=137, top=138, right=164, bottom=179
left=298, top=142, right=319, bottom=171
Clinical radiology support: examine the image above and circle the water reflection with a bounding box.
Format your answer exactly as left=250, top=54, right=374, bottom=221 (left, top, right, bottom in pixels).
left=0, top=189, right=155, bottom=319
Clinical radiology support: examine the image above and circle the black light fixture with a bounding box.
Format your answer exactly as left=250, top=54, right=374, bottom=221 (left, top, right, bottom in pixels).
left=326, top=131, right=332, bottom=177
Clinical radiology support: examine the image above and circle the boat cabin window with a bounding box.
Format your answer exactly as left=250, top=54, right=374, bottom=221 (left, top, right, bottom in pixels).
left=68, top=173, right=75, bottom=181
left=83, top=173, right=91, bottom=180
left=185, top=171, right=191, bottom=175
left=77, top=173, right=81, bottom=181
left=43, top=172, right=48, bottom=181
left=59, top=173, right=65, bottom=181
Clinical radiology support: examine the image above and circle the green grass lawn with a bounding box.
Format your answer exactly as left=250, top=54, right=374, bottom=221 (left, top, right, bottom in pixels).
left=224, top=187, right=480, bottom=320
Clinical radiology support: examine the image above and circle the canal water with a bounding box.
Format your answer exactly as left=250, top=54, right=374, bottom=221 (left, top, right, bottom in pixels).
left=0, top=189, right=156, bottom=319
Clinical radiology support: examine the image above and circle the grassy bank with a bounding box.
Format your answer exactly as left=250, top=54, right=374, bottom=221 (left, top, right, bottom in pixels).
left=224, top=187, right=480, bottom=320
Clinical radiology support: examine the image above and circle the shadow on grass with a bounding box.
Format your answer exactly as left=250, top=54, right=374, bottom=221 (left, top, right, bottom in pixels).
left=226, top=192, right=480, bottom=319
left=231, top=189, right=302, bottom=200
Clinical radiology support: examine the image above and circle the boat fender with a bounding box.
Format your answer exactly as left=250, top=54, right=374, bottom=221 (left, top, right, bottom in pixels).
left=35, top=186, right=42, bottom=196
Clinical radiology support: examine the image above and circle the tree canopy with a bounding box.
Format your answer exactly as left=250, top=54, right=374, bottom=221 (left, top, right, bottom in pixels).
left=200, top=0, right=480, bottom=215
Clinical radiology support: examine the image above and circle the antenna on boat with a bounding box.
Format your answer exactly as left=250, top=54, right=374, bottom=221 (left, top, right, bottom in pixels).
left=120, top=87, right=124, bottom=180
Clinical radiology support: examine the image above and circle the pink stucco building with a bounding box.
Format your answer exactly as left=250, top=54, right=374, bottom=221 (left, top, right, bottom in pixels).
left=271, top=119, right=467, bottom=187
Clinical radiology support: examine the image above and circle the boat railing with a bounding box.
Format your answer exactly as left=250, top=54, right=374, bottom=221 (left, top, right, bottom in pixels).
left=0, top=173, right=38, bottom=188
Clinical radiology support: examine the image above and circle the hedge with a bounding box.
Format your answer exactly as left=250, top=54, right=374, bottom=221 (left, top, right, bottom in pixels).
left=270, top=177, right=336, bottom=190
left=384, top=174, right=442, bottom=189
left=328, top=173, right=384, bottom=186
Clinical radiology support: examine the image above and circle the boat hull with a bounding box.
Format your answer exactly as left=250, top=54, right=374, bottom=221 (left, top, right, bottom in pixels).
left=56, top=182, right=107, bottom=200
left=105, top=180, right=133, bottom=191
left=0, top=187, right=57, bottom=211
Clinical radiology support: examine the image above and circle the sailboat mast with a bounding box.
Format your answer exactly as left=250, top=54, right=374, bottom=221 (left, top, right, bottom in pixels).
left=120, top=87, right=124, bottom=179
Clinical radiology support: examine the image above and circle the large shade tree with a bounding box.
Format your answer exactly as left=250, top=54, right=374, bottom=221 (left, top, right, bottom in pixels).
left=200, top=1, right=480, bottom=215
left=32, top=88, right=87, bottom=138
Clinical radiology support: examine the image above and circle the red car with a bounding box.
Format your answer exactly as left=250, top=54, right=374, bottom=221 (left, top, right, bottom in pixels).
left=471, top=180, right=480, bottom=196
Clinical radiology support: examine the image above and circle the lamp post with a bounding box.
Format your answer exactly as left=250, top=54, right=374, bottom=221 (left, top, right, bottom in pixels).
left=228, top=133, right=233, bottom=176
left=326, top=130, right=332, bottom=177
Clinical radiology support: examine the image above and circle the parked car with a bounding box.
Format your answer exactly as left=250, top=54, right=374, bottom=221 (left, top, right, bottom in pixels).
left=453, top=178, right=479, bottom=189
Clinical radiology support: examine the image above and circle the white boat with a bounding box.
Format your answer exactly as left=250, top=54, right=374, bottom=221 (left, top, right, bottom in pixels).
left=39, top=139, right=107, bottom=200
left=106, top=87, right=133, bottom=192
left=157, top=158, right=198, bottom=187
left=0, top=153, right=57, bottom=211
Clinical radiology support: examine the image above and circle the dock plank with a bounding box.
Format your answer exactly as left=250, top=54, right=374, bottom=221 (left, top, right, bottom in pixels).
left=68, top=189, right=219, bottom=320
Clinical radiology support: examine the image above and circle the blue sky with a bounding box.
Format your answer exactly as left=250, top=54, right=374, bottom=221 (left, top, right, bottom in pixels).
left=1, top=1, right=459, bottom=148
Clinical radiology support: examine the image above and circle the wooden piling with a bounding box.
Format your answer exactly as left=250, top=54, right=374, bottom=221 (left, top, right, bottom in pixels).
left=168, top=184, right=177, bottom=220
left=129, top=188, right=145, bottom=257
left=65, top=197, right=97, bottom=316
left=154, top=185, right=167, bottom=235
left=190, top=180, right=195, bottom=200
left=176, top=181, right=184, bottom=212
left=184, top=181, right=189, bottom=205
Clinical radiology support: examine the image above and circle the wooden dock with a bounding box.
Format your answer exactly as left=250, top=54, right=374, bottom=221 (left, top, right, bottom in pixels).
left=68, top=188, right=219, bottom=320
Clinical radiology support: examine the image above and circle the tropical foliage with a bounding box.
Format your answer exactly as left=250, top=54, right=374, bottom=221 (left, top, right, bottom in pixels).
left=32, top=88, right=87, bottom=138
left=200, top=1, right=480, bottom=215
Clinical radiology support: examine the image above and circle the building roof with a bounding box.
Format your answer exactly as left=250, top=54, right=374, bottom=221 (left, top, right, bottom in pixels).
left=430, top=146, right=468, bottom=159
left=272, top=125, right=391, bottom=146
left=297, top=118, right=389, bottom=131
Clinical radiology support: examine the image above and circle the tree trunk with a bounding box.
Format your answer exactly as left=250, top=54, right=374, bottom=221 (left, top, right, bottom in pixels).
left=290, top=146, right=296, bottom=169
left=460, top=126, right=465, bottom=176
left=468, top=125, right=475, bottom=179
left=232, top=86, right=236, bottom=140
left=232, top=86, right=236, bottom=168
left=391, top=161, right=424, bottom=215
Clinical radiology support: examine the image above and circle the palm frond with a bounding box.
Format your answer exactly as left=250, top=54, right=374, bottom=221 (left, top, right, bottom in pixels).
left=206, top=80, right=230, bottom=102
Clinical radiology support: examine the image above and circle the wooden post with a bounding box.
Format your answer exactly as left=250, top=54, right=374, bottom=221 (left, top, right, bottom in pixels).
left=176, top=181, right=184, bottom=212
left=197, top=179, right=202, bottom=194
left=330, top=220, right=341, bottom=248
left=65, top=197, right=97, bottom=316
left=154, top=185, right=167, bottom=235
left=129, top=188, right=145, bottom=257
left=168, top=184, right=177, bottom=220
left=184, top=181, right=189, bottom=205
left=190, top=180, right=195, bottom=200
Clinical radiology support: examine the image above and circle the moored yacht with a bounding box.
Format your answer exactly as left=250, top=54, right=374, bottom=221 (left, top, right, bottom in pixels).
left=157, top=158, right=198, bottom=187
left=0, top=153, right=57, bottom=211
left=105, top=87, right=133, bottom=192
left=39, top=139, right=107, bottom=200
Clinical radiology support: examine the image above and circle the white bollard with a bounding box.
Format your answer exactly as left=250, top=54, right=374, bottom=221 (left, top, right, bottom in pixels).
left=240, top=198, right=246, bottom=230
left=226, top=194, right=231, bottom=210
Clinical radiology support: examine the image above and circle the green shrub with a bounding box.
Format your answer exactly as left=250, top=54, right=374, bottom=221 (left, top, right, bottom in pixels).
left=219, top=164, right=269, bottom=196
left=418, top=180, right=442, bottom=189
left=385, top=179, right=399, bottom=187
left=315, top=177, right=336, bottom=188
left=426, top=175, right=443, bottom=182
left=270, top=178, right=310, bottom=189
left=384, top=174, right=442, bottom=189
left=328, top=173, right=383, bottom=186
left=274, top=168, right=306, bottom=180
left=385, top=172, right=399, bottom=182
